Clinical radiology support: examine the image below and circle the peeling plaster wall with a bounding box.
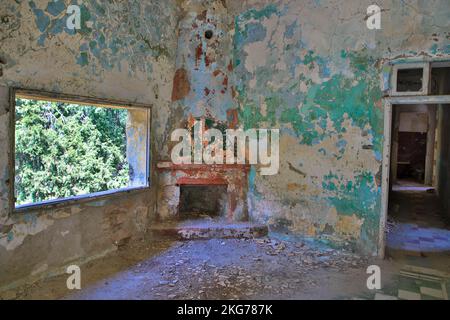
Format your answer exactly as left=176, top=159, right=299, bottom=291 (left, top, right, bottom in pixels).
left=0, top=0, right=179, bottom=288
left=228, top=0, right=450, bottom=254
left=169, top=0, right=235, bottom=130
left=159, top=0, right=450, bottom=255
left=1, top=0, right=450, bottom=289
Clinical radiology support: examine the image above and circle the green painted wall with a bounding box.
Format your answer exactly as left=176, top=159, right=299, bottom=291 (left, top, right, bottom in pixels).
left=230, top=0, right=450, bottom=254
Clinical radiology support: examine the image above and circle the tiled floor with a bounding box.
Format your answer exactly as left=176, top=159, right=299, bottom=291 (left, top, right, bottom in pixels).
left=387, top=223, right=450, bottom=252
left=380, top=188, right=450, bottom=300
left=373, top=265, right=450, bottom=300
left=387, top=188, right=450, bottom=253
left=392, top=179, right=435, bottom=192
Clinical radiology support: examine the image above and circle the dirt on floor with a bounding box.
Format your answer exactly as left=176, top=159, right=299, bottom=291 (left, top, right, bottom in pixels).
left=0, top=234, right=400, bottom=300
left=2, top=189, right=449, bottom=300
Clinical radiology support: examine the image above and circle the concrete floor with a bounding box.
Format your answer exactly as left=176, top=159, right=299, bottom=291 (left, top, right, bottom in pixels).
left=1, top=235, right=385, bottom=300
left=0, top=232, right=448, bottom=300
left=1, top=188, right=449, bottom=300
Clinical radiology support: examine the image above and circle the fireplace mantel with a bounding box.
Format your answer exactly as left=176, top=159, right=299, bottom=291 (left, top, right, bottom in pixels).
left=157, top=161, right=250, bottom=170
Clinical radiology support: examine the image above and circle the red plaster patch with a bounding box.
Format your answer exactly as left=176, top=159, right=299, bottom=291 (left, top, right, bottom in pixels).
left=177, top=177, right=227, bottom=186
left=205, top=54, right=213, bottom=67
left=172, top=68, right=190, bottom=101
left=231, top=86, right=237, bottom=98
left=187, top=114, right=196, bottom=128
left=227, top=60, right=233, bottom=72
left=227, top=109, right=239, bottom=129
left=197, top=10, right=207, bottom=21
left=195, top=44, right=203, bottom=68
left=222, top=76, right=228, bottom=88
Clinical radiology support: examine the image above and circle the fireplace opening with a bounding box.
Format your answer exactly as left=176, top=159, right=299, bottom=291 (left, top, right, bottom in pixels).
left=179, top=185, right=227, bottom=217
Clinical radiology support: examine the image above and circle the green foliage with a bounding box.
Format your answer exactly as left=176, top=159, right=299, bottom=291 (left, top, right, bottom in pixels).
left=15, top=98, right=130, bottom=205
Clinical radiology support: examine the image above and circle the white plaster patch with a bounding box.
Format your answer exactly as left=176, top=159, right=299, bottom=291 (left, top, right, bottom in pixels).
left=244, top=41, right=268, bottom=74
left=0, top=215, right=54, bottom=251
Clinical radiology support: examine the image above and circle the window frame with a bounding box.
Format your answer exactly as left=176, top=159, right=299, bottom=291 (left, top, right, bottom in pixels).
left=391, top=62, right=430, bottom=96
left=9, top=88, right=152, bottom=213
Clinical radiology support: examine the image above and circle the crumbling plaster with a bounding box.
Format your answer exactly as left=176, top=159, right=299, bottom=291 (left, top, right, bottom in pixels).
left=133, top=0, right=450, bottom=257
left=0, top=0, right=450, bottom=290
left=163, top=0, right=450, bottom=255
left=228, top=0, right=450, bottom=254
left=0, top=0, right=180, bottom=288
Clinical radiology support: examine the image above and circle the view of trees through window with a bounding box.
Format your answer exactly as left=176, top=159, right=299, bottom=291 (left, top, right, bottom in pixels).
left=15, top=98, right=131, bottom=206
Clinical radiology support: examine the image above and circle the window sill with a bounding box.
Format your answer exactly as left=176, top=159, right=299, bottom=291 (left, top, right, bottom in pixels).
left=13, top=186, right=150, bottom=214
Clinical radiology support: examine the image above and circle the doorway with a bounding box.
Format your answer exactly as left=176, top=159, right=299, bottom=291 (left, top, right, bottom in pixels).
left=379, top=61, right=450, bottom=258
left=383, top=102, right=450, bottom=257
left=386, top=103, right=449, bottom=255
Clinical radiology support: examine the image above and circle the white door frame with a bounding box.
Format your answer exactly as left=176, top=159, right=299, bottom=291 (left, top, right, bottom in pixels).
left=378, top=95, right=450, bottom=258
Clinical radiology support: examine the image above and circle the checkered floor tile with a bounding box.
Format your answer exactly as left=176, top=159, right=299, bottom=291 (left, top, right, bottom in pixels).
left=387, top=223, right=450, bottom=252
left=370, top=266, right=449, bottom=300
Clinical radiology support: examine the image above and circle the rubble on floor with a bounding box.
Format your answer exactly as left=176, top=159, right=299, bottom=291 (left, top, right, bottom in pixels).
left=1, top=235, right=370, bottom=300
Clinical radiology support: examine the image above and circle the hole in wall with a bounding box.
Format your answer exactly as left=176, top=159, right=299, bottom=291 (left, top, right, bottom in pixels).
left=204, top=30, right=213, bottom=40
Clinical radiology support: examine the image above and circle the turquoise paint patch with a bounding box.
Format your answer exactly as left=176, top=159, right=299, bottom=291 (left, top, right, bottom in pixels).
left=444, top=45, right=450, bottom=54
left=244, top=23, right=267, bottom=43
left=78, top=4, right=92, bottom=35
left=49, top=17, right=65, bottom=34
left=46, top=0, right=66, bottom=16
left=37, top=34, right=46, bottom=46
left=326, top=172, right=379, bottom=217
left=336, top=139, right=347, bottom=150
left=238, top=4, right=278, bottom=22
left=234, top=4, right=278, bottom=67
left=32, top=7, right=50, bottom=32
left=80, top=43, right=89, bottom=51
left=77, top=52, right=89, bottom=66
left=284, top=21, right=296, bottom=39
left=27, top=0, right=176, bottom=79
left=431, top=43, right=439, bottom=55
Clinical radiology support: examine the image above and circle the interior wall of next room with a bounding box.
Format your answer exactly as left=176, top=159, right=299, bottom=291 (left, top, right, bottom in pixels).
left=436, top=104, right=450, bottom=219
left=390, top=104, right=437, bottom=186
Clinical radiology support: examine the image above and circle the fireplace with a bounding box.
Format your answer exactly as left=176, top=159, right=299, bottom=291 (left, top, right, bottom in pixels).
left=157, top=162, right=250, bottom=222
left=179, top=185, right=227, bottom=217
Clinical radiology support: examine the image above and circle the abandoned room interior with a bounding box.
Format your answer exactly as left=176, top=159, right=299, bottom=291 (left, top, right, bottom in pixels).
left=0, top=0, right=449, bottom=301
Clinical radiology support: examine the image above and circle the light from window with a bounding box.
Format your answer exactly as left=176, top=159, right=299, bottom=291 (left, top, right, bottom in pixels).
left=14, top=96, right=149, bottom=207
